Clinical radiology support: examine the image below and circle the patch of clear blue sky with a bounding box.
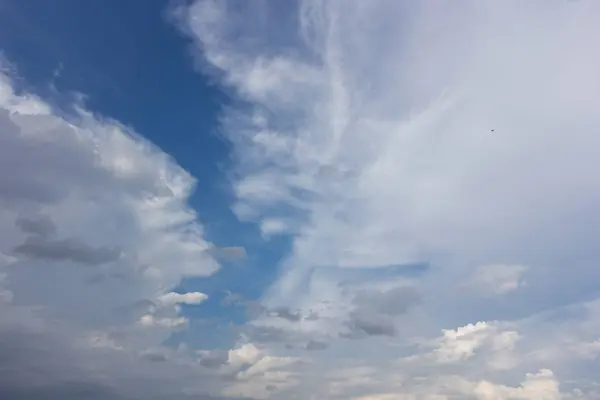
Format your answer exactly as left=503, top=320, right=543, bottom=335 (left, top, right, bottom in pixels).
left=0, top=0, right=291, bottom=348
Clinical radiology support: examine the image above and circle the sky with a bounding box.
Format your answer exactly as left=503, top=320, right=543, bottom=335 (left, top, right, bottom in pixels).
left=0, top=0, right=599, bottom=399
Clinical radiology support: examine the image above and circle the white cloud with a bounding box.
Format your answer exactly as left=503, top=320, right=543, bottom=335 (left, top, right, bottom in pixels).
left=403, top=321, right=522, bottom=371
left=220, top=342, right=302, bottom=399
left=180, top=0, right=600, bottom=304
left=473, top=369, right=561, bottom=400
left=227, top=343, right=263, bottom=368
left=158, top=291, right=209, bottom=306
left=433, top=322, right=507, bottom=364
left=139, top=314, right=189, bottom=329
left=260, top=218, right=290, bottom=237
left=177, top=0, right=600, bottom=398
left=0, top=69, right=229, bottom=398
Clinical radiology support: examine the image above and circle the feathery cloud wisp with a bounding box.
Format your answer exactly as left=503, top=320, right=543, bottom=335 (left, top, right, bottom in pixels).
left=176, top=0, right=600, bottom=398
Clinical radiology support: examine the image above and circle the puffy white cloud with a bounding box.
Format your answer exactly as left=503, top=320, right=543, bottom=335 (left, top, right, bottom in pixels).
left=215, top=342, right=303, bottom=399
left=0, top=69, right=234, bottom=398
left=158, top=291, right=209, bottom=306
left=138, top=314, right=189, bottom=329
left=432, top=322, right=516, bottom=364
left=225, top=343, right=262, bottom=369
left=473, top=369, right=561, bottom=400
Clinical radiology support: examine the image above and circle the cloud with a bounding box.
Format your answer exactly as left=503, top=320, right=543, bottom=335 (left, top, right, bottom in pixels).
left=220, top=343, right=303, bottom=399
left=158, top=291, right=209, bottom=306
left=176, top=0, right=600, bottom=398
left=179, top=0, right=600, bottom=303
left=269, top=307, right=301, bottom=322
left=468, top=264, right=529, bottom=296
left=345, top=312, right=396, bottom=338
left=139, top=314, right=189, bottom=329
left=260, top=218, right=291, bottom=237
left=348, top=368, right=563, bottom=400
left=15, top=214, right=57, bottom=237
left=12, top=213, right=123, bottom=266
left=13, top=236, right=123, bottom=265
left=473, top=369, right=561, bottom=400
left=429, top=321, right=521, bottom=369
left=0, top=69, right=237, bottom=398
left=209, top=246, right=247, bottom=260
left=304, top=339, right=328, bottom=351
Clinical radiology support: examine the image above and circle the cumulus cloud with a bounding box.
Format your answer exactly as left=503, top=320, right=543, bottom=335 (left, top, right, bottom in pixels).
left=158, top=291, right=209, bottom=306
left=473, top=369, right=561, bottom=400
left=220, top=343, right=303, bottom=399
left=175, top=0, right=600, bottom=398
left=0, top=69, right=235, bottom=398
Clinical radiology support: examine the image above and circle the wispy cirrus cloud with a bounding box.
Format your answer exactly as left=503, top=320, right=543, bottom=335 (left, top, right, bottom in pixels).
left=175, top=0, right=600, bottom=398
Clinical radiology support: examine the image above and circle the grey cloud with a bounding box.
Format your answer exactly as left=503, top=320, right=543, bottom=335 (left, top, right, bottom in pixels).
left=0, top=110, right=95, bottom=206
left=352, top=286, right=421, bottom=316
left=0, top=109, right=172, bottom=211
left=141, top=351, right=168, bottom=363
left=0, top=383, right=245, bottom=400
left=0, top=328, right=109, bottom=399
left=198, top=350, right=228, bottom=368
left=15, top=214, right=57, bottom=237
left=111, top=299, right=157, bottom=322
left=86, top=274, right=106, bottom=285
left=130, top=299, right=157, bottom=312
left=0, top=325, right=241, bottom=400
left=305, top=340, right=328, bottom=351
left=0, top=382, right=121, bottom=400
left=270, top=307, right=302, bottom=322
left=243, top=290, right=410, bottom=344
left=0, top=66, right=232, bottom=400
left=247, top=324, right=294, bottom=344
left=339, top=286, right=421, bottom=338
left=208, top=246, right=247, bottom=260
left=13, top=236, right=122, bottom=266
left=87, top=272, right=130, bottom=285
left=346, top=312, right=396, bottom=337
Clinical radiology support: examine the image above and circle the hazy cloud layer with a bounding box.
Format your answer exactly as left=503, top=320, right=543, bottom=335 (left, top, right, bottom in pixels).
left=176, top=0, right=600, bottom=398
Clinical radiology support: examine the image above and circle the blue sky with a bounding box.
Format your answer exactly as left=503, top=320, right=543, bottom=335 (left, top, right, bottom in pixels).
left=1, top=0, right=600, bottom=399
